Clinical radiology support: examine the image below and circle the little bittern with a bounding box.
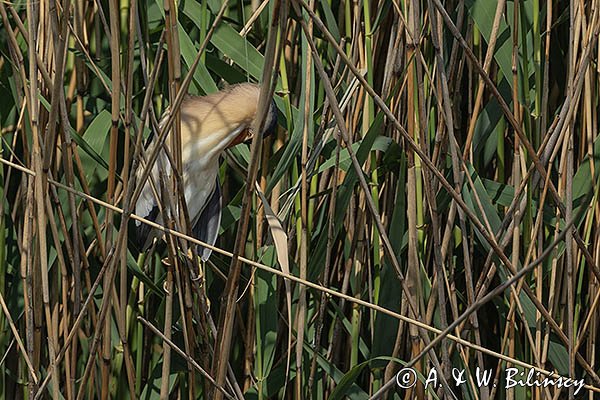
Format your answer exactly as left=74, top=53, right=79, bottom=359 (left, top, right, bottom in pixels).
left=135, top=83, right=277, bottom=260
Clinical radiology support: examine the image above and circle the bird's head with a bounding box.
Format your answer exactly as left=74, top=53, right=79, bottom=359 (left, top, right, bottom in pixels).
left=227, top=98, right=278, bottom=147
left=178, top=83, right=278, bottom=157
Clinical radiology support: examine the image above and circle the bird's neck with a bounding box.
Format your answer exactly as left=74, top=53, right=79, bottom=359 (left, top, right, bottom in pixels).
left=181, top=125, right=246, bottom=171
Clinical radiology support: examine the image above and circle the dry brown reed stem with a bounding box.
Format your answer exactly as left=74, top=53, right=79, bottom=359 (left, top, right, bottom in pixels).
left=458, top=6, right=600, bottom=386
left=0, top=290, right=38, bottom=382
left=4, top=5, right=54, bottom=93
left=438, top=2, right=503, bottom=342
left=23, top=0, right=59, bottom=398
left=115, top=1, right=139, bottom=397
left=297, top=0, right=510, bottom=285
left=34, top=243, right=117, bottom=399
left=3, top=154, right=599, bottom=396
left=431, top=0, right=600, bottom=282
left=325, top=2, right=597, bottom=370
left=125, top=4, right=226, bottom=235
left=1, top=1, right=599, bottom=398
left=50, top=2, right=89, bottom=390
left=291, top=7, right=462, bottom=400
left=297, top=1, right=600, bottom=396
left=160, top=0, right=181, bottom=395
left=11, top=151, right=600, bottom=399
left=211, top=2, right=282, bottom=398
left=33, top=18, right=163, bottom=400
left=74, top=2, right=228, bottom=397
left=463, top=0, right=506, bottom=159
left=426, top=0, right=463, bottom=382
left=374, top=215, right=577, bottom=398
left=296, top=0, right=562, bottom=362
left=137, top=316, right=236, bottom=400
left=403, top=3, right=427, bottom=397
left=102, top=0, right=121, bottom=395
left=307, top=46, right=344, bottom=395
left=296, top=0, right=312, bottom=398
left=21, top=175, right=36, bottom=398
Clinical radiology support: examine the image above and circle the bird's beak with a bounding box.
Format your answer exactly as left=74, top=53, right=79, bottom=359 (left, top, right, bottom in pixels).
left=228, top=100, right=278, bottom=148
left=228, top=128, right=252, bottom=147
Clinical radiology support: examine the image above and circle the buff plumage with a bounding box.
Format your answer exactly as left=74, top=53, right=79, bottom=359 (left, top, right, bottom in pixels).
left=134, top=83, right=277, bottom=260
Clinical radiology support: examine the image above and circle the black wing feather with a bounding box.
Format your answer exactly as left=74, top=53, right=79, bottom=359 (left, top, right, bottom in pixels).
left=135, top=205, right=159, bottom=251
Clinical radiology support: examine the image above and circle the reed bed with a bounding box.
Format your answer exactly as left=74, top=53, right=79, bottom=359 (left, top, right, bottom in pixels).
left=0, top=0, right=598, bottom=399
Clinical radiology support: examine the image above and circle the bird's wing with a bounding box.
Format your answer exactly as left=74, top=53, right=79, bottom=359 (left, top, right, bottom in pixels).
left=135, top=140, right=170, bottom=251
left=193, top=178, right=222, bottom=261
left=134, top=203, right=159, bottom=251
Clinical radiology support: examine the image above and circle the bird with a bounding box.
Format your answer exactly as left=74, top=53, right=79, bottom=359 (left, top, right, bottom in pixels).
left=134, top=83, right=277, bottom=261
